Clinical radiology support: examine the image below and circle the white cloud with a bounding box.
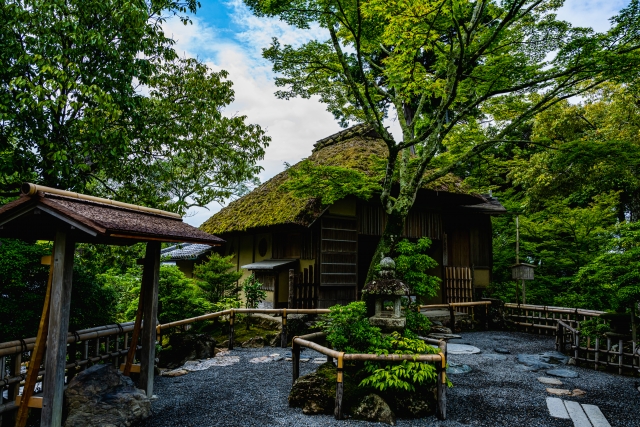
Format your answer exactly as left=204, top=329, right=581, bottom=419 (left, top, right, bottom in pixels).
left=161, top=10, right=342, bottom=226
left=556, top=0, right=629, bottom=32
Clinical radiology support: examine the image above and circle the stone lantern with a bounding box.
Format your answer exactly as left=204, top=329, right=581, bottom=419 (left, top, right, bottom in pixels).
left=362, top=257, right=410, bottom=332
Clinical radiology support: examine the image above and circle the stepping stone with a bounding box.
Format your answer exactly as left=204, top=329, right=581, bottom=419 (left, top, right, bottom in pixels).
left=546, top=388, right=572, bottom=396
left=582, top=404, right=612, bottom=427
left=300, top=358, right=310, bottom=362
left=447, top=344, right=481, bottom=354
left=564, top=400, right=592, bottom=427
left=428, top=333, right=462, bottom=340
left=517, top=354, right=555, bottom=370
left=538, top=377, right=563, bottom=386
left=571, top=389, right=586, bottom=397
left=546, top=397, right=570, bottom=419
left=446, top=363, right=472, bottom=374
left=547, top=369, right=579, bottom=378
left=482, top=354, right=507, bottom=361
left=495, top=348, right=510, bottom=354
left=312, top=358, right=326, bottom=364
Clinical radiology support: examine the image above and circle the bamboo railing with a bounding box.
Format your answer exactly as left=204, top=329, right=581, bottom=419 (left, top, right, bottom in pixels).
left=418, top=301, right=492, bottom=330
left=291, top=332, right=448, bottom=420
left=504, top=303, right=605, bottom=335
left=0, top=322, right=142, bottom=417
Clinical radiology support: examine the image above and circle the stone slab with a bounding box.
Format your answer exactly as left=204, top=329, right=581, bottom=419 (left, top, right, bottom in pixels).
left=564, top=400, right=592, bottom=427
left=482, top=354, right=507, bottom=361
left=546, top=397, right=570, bottom=419
left=547, top=369, right=579, bottom=378
left=546, top=388, right=572, bottom=396
left=446, top=363, right=472, bottom=374
left=495, top=348, right=510, bottom=354
left=582, top=404, right=612, bottom=427
left=447, top=344, right=481, bottom=355
left=538, top=377, right=563, bottom=386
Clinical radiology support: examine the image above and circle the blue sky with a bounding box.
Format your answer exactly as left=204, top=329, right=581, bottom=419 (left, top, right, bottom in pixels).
left=176, top=0, right=631, bottom=226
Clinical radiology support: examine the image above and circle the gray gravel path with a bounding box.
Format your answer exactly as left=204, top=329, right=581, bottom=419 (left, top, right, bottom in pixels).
left=141, top=331, right=640, bottom=427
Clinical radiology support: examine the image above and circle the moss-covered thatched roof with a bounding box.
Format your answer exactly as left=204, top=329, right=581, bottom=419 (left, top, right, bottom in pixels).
left=201, top=125, right=477, bottom=235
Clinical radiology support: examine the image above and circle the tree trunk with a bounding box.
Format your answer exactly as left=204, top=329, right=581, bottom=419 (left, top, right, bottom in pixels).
left=364, top=208, right=407, bottom=285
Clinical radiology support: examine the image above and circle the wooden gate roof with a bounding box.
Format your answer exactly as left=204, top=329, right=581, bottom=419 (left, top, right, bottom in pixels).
left=0, top=185, right=224, bottom=245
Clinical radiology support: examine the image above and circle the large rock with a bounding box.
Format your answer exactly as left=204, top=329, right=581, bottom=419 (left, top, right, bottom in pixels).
left=158, top=333, right=216, bottom=369
left=386, top=387, right=437, bottom=418
left=352, top=394, right=396, bottom=425
left=64, top=364, right=150, bottom=427
left=289, top=362, right=336, bottom=414
left=241, top=336, right=265, bottom=348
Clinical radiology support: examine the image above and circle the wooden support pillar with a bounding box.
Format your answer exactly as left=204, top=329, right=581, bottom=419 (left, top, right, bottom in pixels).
left=139, top=241, right=160, bottom=397
left=41, top=231, right=75, bottom=427
left=291, top=340, right=300, bottom=384
left=280, top=310, right=287, bottom=348
left=449, top=305, right=455, bottom=331
left=228, top=310, right=235, bottom=350
left=288, top=269, right=295, bottom=309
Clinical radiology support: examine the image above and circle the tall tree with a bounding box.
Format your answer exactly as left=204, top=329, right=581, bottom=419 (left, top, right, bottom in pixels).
left=1, top=0, right=269, bottom=213
left=246, top=0, right=640, bottom=279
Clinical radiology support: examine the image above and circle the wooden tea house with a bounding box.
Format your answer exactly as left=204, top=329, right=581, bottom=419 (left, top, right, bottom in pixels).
left=201, top=125, right=506, bottom=309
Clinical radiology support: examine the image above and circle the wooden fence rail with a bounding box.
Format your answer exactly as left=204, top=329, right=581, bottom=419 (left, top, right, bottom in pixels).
left=504, top=303, right=605, bottom=335
left=0, top=323, right=142, bottom=417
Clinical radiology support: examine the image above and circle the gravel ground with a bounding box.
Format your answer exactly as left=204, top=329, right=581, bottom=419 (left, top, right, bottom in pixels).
left=141, top=331, right=640, bottom=427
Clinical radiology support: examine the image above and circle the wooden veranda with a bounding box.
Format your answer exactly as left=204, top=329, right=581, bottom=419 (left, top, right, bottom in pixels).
left=0, top=183, right=223, bottom=427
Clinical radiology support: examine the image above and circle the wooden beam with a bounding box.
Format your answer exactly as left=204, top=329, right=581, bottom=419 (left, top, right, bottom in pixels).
left=119, top=364, right=141, bottom=373
left=41, top=231, right=75, bottom=427
left=123, top=284, right=145, bottom=376
left=139, top=241, right=160, bottom=397
left=14, top=397, right=42, bottom=409
left=15, top=243, right=56, bottom=427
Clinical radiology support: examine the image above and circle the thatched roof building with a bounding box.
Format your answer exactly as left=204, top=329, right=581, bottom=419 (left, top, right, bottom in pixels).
left=202, top=125, right=505, bottom=309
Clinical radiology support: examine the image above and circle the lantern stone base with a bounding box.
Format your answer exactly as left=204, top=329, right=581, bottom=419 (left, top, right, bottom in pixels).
left=369, top=316, right=406, bottom=332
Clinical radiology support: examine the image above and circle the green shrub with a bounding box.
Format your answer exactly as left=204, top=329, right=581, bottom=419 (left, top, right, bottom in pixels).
left=242, top=274, right=266, bottom=309
left=320, top=301, right=383, bottom=353
left=360, top=332, right=440, bottom=392
left=394, top=238, right=440, bottom=299
left=193, top=253, right=242, bottom=304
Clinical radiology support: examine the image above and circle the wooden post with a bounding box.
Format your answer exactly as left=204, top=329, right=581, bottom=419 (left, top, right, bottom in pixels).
left=334, top=352, right=345, bottom=420
left=123, top=289, right=145, bottom=376
left=139, top=241, right=161, bottom=397
left=41, top=231, right=75, bottom=427
left=555, top=322, right=562, bottom=352
left=281, top=310, right=288, bottom=348
left=436, top=340, right=447, bottom=420
left=228, top=310, right=235, bottom=350
left=15, top=249, right=56, bottom=427
left=292, top=340, right=300, bottom=384
left=449, top=305, right=455, bottom=331
left=288, top=269, right=295, bottom=309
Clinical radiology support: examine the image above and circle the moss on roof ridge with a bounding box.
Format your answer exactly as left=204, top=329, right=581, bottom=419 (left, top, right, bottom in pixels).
left=200, top=134, right=473, bottom=235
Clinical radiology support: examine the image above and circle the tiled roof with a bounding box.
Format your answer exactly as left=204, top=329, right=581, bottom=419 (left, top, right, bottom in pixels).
left=161, top=243, right=213, bottom=261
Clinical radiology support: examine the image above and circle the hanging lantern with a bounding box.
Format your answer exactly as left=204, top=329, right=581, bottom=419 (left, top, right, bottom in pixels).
left=511, top=263, right=535, bottom=280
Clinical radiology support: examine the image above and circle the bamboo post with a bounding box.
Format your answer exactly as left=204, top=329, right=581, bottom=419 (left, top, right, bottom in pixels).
left=292, top=339, right=300, bottom=384
left=281, top=309, right=288, bottom=348
left=484, top=303, right=489, bottom=330
left=228, top=310, right=235, bottom=350
left=436, top=340, right=447, bottom=420
left=140, top=241, right=160, bottom=397
left=42, top=231, right=75, bottom=427
left=288, top=269, right=295, bottom=309
left=449, top=305, right=455, bottom=331
left=594, top=338, right=599, bottom=370
left=334, top=352, right=345, bottom=420
left=618, top=339, right=623, bottom=375
left=8, top=352, right=21, bottom=403
left=574, top=332, right=580, bottom=366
